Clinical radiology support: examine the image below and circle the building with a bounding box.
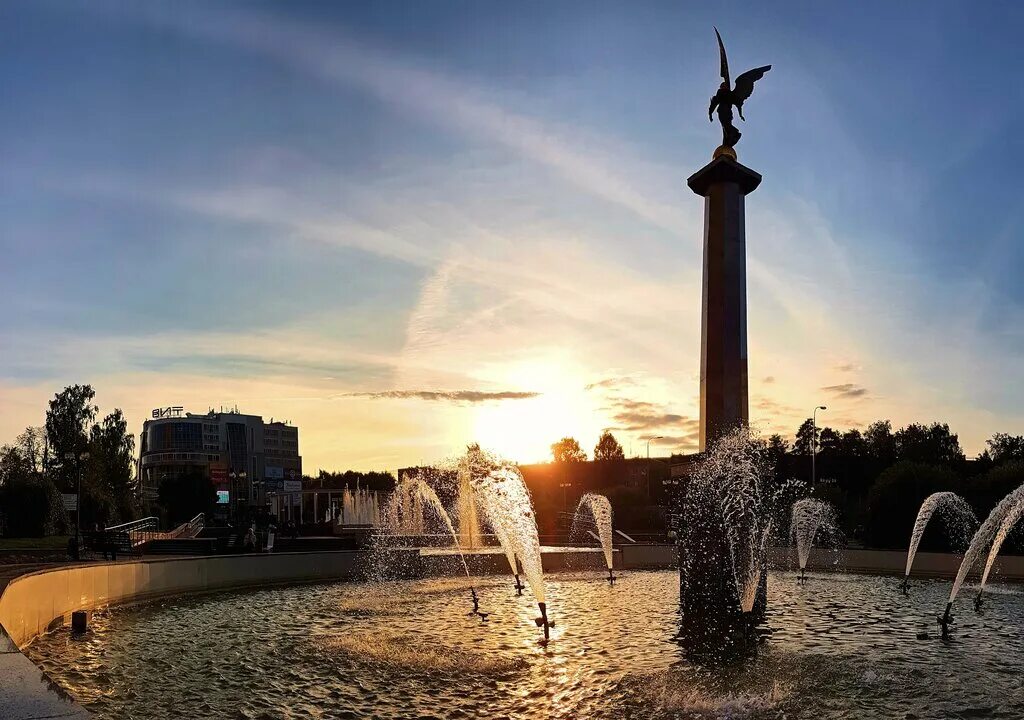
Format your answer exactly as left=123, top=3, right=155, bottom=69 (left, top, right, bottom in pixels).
left=138, top=407, right=301, bottom=521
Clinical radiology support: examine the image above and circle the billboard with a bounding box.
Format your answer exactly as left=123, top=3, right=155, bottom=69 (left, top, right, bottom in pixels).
left=266, top=466, right=284, bottom=480
left=283, top=479, right=302, bottom=493
left=216, top=490, right=230, bottom=504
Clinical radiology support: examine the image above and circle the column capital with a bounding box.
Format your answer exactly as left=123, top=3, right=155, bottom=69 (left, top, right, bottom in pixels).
left=687, top=156, right=761, bottom=197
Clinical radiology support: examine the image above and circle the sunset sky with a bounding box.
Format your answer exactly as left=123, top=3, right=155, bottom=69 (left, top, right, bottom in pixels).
left=2, top=1, right=1023, bottom=471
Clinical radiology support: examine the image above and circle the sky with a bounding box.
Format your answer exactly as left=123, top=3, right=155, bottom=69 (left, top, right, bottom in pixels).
left=2, top=0, right=1024, bottom=472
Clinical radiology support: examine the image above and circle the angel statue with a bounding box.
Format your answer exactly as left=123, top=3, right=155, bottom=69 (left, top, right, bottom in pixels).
left=708, top=27, right=771, bottom=152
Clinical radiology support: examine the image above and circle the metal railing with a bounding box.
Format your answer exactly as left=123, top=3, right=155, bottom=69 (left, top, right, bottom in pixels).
left=174, top=512, right=205, bottom=539
left=106, top=516, right=160, bottom=548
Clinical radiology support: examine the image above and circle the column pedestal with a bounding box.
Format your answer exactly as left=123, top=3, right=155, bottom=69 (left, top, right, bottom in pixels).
left=687, top=156, right=760, bottom=451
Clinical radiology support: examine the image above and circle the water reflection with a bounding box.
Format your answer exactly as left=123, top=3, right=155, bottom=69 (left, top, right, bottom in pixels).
left=27, top=571, right=1024, bottom=719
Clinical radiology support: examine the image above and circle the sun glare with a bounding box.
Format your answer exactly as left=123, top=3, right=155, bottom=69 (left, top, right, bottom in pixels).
left=471, top=358, right=604, bottom=463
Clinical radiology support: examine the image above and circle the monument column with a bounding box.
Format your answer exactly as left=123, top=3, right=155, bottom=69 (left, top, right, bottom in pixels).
left=687, top=151, right=761, bottom=451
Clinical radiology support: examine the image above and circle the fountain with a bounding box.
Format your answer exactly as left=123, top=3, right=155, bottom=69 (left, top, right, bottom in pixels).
left=339, top=486, right=383, bottom=526
left=470, top=462, right=551, bottom=640
left=790, top=498, right=838, bottom=582
left=677, top=428, right=779, bottom=659
left=943, top=482, right=1024, bottom=630
left=903, top=491, right=976, bottom=594
left=976, top=497, right=1024, bottom=607
left=571, top=493, right=616, bottom=583
left=385, top=473, right=488, bottom=618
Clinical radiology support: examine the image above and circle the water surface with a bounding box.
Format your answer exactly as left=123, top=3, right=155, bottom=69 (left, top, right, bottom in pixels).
left=28, top=570, right=1024, bottom=719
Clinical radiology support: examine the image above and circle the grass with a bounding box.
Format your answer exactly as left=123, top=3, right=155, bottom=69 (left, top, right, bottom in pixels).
left=0, top=535, right=70, bottom=550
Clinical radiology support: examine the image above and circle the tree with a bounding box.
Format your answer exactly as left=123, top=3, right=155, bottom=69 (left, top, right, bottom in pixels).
left=839, top=429, right=867, bottom=458
left=551, top=437, right=586, bottom=463
left=864, top=420, right=895, bottom=464
left=89, top=409, right=137, bottom=523
left=793, top=419, right=818, bottom=456
left=818, top=427, right=842, bottom=455
left=865, top=461, right=960, bottom=549
left=0, top=441, right=67, bottom=537
left=894, top=423, right=964, bottom=465
left=767, top=434, right=790, bottom=455
left=593, top=431, right=625, bottom=461
left=986, top=433, right=1024, bottom=464
left=45, top=385, right=97, bottom=493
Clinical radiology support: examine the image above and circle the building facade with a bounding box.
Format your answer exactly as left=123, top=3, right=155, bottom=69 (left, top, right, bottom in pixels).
left=138, top=408, right=301, bottom=521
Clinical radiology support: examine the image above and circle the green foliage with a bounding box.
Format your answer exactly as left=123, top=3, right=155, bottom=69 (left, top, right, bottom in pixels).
left=551, top=437, right=587, bottom=463
left=793, top=419, right=817, bottom=456
left=88, top=409, right=137, bottom=523
left=894, top=423, right=964, bottom=465
left=593, top=431, right=625, bottom=461
left=0, top=446, right=67, bottom=537
left=986, top=433, right=1024, bottom=464
left=45, top=384, right=97, bottom=492
left=865, top=461, right=960, bottom=549
left=863, top=420, right=895, bottom=464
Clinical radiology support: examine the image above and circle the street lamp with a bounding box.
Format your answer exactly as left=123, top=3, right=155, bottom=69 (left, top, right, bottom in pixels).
left=647, top=436, right=664, bottom=500
left=64, top=451, right=90, bottom=548
left=811, top=406, right=827, bottom=487
left=559, top=482, right=572, bottom=511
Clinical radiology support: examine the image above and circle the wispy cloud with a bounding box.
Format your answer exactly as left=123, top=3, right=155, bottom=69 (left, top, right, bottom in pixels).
left=821, top=383, right=869, bottom=399
left=340, top=390, right=539, bottom=403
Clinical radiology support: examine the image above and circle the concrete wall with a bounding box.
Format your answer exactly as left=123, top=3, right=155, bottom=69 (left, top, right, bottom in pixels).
left=772, top=546, right=1024, bottom=580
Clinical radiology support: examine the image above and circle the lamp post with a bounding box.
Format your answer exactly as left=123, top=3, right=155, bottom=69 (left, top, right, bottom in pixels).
left=647, top=436, right=664, bottom=500
left=811, top=405, right=827, bottom=487
left=64, top=451, right=89, bottom=548
left=559, top=482, right=572, bottom=512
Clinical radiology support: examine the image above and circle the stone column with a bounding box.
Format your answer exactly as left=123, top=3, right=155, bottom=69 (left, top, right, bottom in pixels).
left=687, top=154, right=761, bottom=451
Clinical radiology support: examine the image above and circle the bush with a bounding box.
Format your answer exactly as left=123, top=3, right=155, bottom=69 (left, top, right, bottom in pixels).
left=0, top=475, right=68, bottom=537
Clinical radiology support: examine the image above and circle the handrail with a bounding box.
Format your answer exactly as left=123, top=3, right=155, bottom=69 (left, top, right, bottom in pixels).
left=106, top=516, right=160, bottom=550
left=106, top=516, right=159, bottom=533
left=167, top=513, right=205, bottom=539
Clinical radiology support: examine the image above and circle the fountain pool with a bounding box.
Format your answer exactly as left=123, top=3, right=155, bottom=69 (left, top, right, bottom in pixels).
left=27, top=570, right=1024, bottom=719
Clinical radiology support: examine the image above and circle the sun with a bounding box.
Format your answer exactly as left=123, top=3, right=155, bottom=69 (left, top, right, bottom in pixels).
left=470, top=357, right=605, bottom=464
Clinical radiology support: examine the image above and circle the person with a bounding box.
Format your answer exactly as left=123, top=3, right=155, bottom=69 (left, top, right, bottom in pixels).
left=243, top=525, right=257, bottom=552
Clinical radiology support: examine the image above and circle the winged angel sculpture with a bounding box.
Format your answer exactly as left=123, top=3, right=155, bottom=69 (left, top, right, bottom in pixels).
left=708, top=28, right=771, bottom=151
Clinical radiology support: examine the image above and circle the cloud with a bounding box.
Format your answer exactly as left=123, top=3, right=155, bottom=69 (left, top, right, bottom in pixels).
left=585, top=377, right=635, bottom=391
left=821, top=383, right=869, bottom=399
left=606, top=397, right=699, bottom=434
left=762, top=376, right=776, bottom=384
left=834, top=363, right=859, bottom=373
left=340, top=390, right=540, bottom=403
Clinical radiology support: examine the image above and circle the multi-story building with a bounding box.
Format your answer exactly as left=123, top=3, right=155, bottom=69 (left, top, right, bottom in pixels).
left=138, top=407, right=301, bottom=521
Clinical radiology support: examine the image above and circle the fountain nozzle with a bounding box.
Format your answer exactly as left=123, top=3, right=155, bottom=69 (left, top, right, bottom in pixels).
left=535, top=601, right=552, bottom=640
left=607, top=567, right=616, bottom=585
left=974, top=591, right=984, bottom=612
left=513, top=574, right=525, bottom=596
left=901, top=576, right=909, bottom=596
left=468, top=588, right=489, bottom=622
left=938, top=602, right=954, bottom=638
left=798, top=568, right=806, bottom=584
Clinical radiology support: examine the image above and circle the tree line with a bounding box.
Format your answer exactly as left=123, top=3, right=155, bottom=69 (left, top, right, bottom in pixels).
left=0, top=384, right=136, bottom=537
